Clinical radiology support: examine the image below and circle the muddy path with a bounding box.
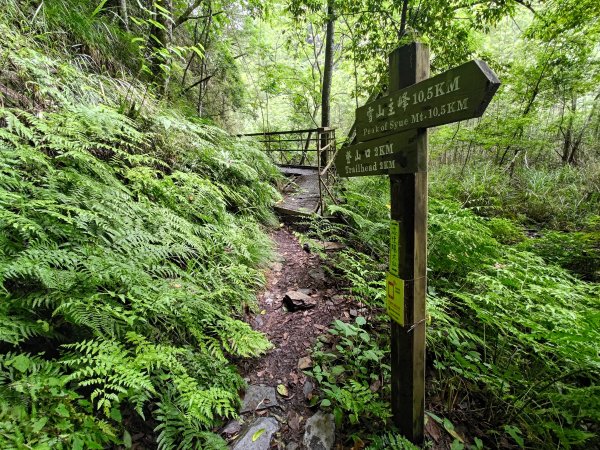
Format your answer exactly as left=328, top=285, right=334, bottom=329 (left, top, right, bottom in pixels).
left=231, top=227, right=355, bottom=448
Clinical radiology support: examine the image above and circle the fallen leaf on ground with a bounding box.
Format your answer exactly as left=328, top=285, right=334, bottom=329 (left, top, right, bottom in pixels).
left=252, top=428, right=265, bottom=442
left=369, top=379, right=381, bottom=392
left=425, top=416, right=442, bottom=442
left=288, top=412, right=300, bottom=431
left=298, top=356, right=312, bottom=370
left=277, top=384, right=289, bottom=396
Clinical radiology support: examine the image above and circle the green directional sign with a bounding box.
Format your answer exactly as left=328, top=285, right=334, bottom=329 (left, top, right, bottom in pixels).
left=355, top=60, right=500, bottom=142
left=334, top=130, right=423, bottom=177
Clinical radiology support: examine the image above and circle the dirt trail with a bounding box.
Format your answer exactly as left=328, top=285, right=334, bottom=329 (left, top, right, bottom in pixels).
left=236, top=227, right=353, bottom=448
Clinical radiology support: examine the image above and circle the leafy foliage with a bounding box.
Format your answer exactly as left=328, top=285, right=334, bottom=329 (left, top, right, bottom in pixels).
left=0, top=101, right=278, bottom=446
left=305, top=173, right=600, bottom=448
left=309, top=317, right=391, bottom=432
left=0, top=19, right=280, bottom=445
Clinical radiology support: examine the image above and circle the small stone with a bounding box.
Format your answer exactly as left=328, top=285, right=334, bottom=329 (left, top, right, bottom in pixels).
left=303, top=381, right=314, bottom=399
left=322, top=242, right=345, bottom=251
left=326, top=301, right=333, bottom=307
left=331, top=295, right=345, bottom=304
left=298, top=356, right=312, bottom=370
left=303, top=411, right=335, bottom=450
left=287, top=443, right=300, bottom=450
left=254, top=315, right=264, bottom=327
left=222, top=420, right=241, bottom=436
left=288, top=411, right=301, bottom=431
left=308, top=268, right=326, bottom=282
left=241, top=385, right=279, bottom=413
left=232, top=417, right=279, bottom=450
left=272, top=262, right=283, bottom=272
left=299, top=288, right=313, bottom=295
left=283, top=291, right=317, bottom=311
left=349, top=309, right=358, bottom=317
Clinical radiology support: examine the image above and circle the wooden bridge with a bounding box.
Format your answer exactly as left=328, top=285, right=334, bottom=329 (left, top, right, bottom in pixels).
left=240, top=128, right=341, bottom=216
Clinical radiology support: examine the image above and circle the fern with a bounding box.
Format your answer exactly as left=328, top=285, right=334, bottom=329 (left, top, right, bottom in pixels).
left=0, top=52, right=277, bottom=448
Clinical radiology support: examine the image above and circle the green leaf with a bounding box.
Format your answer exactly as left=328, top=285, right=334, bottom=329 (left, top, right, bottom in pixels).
left=72, top=437, right=84, bottom=450
left=123, top=430, right=132, bottom=448
left=330, top=365, right=345, bottom=376
left=252, top=428, right=265, bottom=442
left=54, top=403, right=70, bottom=418
left=444, top=418, right=463, bottom=443
left=333, top=406, right=344, bottom=428
left=320, top=398, right=331, bottom=407
left=504, top=425, right=524, bottom=448
left=190, top=45, right=204, bottom=58
left=355, top=316, right=366, bottom=326
left=91, top=0, right=110, bottom=17
left=277, top=384, right=289, bottom=396
left=450, top=440, right=465, bottom=450
left=31, top=417, right=48, bottom=433
left=11, top=355, right=30, bottom=373
left=110, top=407, right=122, bottom=421
left=147, top=19, right=166, bottom=31
left=426, top=411, right=443, bottom=424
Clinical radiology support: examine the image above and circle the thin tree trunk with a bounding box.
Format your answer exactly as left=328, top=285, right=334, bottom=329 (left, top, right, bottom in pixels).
left=119, top=0, right=129, bottom=31
left=399, top=0, right=409, bottom=38
left=320, top=0, right=334, bottom=167
left=567, top=93, right=599, bottom=165
left=148, top=0, right=172, bottom=92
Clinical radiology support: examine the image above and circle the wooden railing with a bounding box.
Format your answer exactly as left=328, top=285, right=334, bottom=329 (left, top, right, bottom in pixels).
left=239, top=127, right=339, bottom=214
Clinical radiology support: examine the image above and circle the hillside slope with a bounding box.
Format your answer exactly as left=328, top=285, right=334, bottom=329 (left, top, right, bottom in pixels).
left=0, top=7, right=281, bottom=449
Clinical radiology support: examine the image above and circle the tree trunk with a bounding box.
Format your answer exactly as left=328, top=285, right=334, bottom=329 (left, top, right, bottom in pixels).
left=399, top=0, right=409, bottom=38
left=320, top=0, right=334, bottom=166
left=561, top=107, right=574, bottom=164
left=148, top=0, right=173, bottom=93
left=119, top=0, right=129, bottom=31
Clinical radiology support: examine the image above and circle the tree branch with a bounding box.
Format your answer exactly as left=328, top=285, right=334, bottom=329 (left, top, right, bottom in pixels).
left=175, top=0, right=203, bottom=28
left=186, top=10, right=224, bottom=20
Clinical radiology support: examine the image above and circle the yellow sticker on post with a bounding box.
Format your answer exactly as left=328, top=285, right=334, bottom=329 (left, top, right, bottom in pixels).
left=386, top=272, right=404, bottom=326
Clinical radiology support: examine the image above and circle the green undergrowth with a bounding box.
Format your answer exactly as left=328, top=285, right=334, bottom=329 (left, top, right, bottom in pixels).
left=0, top=10, right=281, bottom=449
left=430, top=163, right=600, bottom=230
left=302, top=175, right=600, bottom=449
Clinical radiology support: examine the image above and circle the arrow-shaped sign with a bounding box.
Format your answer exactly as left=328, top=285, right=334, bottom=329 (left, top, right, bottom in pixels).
left=335, top=130, right=423, bottom=177
left=355, top=60, right=500, bottom=143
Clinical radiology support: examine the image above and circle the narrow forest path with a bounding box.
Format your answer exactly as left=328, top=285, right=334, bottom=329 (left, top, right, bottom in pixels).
left=227, top=227, right=354, bottom=449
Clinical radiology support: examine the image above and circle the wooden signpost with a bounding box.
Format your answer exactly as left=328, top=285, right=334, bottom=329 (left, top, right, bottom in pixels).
left=335, top=130, right=422, bottom=177
left=335, top=42, right=500, bottom=444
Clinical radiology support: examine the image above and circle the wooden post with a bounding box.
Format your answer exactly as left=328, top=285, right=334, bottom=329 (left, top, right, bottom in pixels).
left=389, top=42, right=429, bottom=444
left=316, top=131, right=323, bottom=214
left=333, top=42, right=498, bottom=442
left=318, top=127, right=329, bottom=168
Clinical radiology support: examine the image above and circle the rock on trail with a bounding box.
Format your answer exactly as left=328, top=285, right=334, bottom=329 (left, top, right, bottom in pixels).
left=232, top=417, right=279, bottom=450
